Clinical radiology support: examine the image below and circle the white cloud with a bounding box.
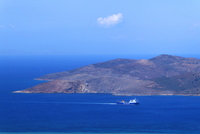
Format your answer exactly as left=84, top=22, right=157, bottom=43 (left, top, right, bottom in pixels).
left=97, top=13, right=123, bottom=28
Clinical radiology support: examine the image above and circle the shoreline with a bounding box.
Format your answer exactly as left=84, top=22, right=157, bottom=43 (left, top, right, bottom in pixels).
left=12, top=90, right=200, bottom=96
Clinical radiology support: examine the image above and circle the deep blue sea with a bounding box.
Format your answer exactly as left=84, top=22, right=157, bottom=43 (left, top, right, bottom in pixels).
left=1, top=54, right=200, bottom=134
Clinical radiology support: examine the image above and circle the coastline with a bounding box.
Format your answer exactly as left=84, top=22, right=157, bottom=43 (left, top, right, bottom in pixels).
left=12, top=90, right=200, bottom=96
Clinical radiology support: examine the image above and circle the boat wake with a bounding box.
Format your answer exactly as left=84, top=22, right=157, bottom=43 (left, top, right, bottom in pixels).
left=0, top=100, right=116, bottom=105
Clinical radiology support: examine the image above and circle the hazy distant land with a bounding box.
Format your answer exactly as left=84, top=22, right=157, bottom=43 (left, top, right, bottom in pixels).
left=14, top=54, right=200, bottom=96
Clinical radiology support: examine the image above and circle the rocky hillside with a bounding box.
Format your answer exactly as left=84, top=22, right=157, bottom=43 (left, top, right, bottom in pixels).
left=13, top=54, right=200, bottom=96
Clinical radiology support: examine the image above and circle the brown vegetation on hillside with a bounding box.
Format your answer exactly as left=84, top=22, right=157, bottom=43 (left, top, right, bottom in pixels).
left=13, top=54, right=200, bottom=96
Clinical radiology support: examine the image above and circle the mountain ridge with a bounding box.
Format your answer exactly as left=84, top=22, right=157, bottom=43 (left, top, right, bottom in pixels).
left=13, top=54, right=200, bottom=96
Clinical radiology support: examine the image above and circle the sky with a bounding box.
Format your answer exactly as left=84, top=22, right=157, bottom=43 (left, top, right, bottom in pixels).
left=1, top=0, right=200, bottom=55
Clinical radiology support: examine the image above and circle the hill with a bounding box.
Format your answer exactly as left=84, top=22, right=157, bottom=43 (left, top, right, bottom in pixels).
left=13, top=54, right=200, bottom=96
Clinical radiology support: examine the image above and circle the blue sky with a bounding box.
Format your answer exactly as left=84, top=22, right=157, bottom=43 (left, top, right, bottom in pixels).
left=1, top=0, right=200, bottom=55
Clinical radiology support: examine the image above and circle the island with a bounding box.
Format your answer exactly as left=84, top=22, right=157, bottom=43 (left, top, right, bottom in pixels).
left=13, top=54, right=200, bottom=96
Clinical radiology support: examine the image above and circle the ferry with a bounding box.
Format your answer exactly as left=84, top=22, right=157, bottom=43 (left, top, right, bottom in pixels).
left=116, top=99, right=139, bottom=105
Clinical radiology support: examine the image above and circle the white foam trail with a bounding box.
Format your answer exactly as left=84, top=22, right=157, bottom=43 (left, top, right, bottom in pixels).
left=94, top=103, right=116, bottom=105
left=67, top=102, right=116, bottom=105
left=0, top=101, right=116, bottom=105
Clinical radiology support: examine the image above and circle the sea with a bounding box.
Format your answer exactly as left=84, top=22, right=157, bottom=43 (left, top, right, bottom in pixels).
left=1, top=54, right=200, bottom=134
